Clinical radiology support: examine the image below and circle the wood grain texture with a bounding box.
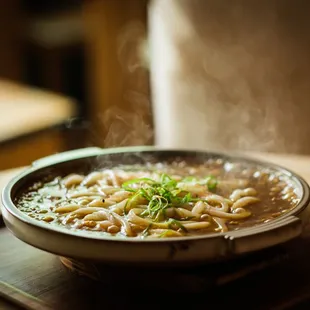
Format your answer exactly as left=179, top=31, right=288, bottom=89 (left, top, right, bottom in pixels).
left=1, top=221, right=310, bottom=310
left=0, top=280, right=52, bottom=310
left=1, top=151, right=310, bottom=309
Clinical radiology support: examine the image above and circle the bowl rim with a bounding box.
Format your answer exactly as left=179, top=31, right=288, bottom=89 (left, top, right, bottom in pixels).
left=2, top=146, right=310, bottom=244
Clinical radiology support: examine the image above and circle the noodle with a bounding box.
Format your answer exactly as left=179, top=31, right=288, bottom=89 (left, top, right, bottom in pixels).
left=213, top=217, right=228, bottom=232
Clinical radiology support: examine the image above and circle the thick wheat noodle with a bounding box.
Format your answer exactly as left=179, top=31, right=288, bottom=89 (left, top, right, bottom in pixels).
left=63, top=174, right=84, bottom=188
left=204, top=195, right=230, bottom=212
left=127, top=208, right=156, bottom=228
left=175, top=207, right=198, bottom=219
left=84, top=211, right=109, bottom=221
left=230, top=188, right=257, bottom=202
left=68, top=191, right=105, bottom=198
left=192, top=201, right=205, bottom=214
left=204, top=203, right=251, bottom=219
left=110, top=211, right=133, bottom=236
left=128, top=209, right=170, bottom=229
left=177, top=182, right=208, bottom=195
left=182, top=222, right=210, bottom=230
left=98, top=186, right=121, bottom=195
left=109, top=191, right=131, bottom=202
left=71, top=207, right=103, bottom=216
left=177, top=203, right=193, bottom=211
left=81, top=172, right=103, bottom=186
left=63, top=208, right=99, bottom=223
left=88, top=199, right=113, bottom=208
left=77, top=199, right=89, bottom=205
left=213, top=217, right=228, bottom=232
left=131, top=223, right=147, bottom=232
left=55, top=204, right=80, bottom=213
left=165, top=207, right=175, bottom=217
left=98, top=220, right=114, bottom=229
left=75, top=196, right=100, bottom=202
left=107, top=170, right=121, bottom=187
left=64, top=207, right=100, bottom=224
left=110, top=199, right=129, bottom=214
left=231, top=196, right=260, bottom=210
left=88, top=198, right=117, bottom=208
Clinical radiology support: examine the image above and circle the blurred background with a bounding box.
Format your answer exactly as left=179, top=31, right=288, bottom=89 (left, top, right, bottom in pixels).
left=2, top=0, right=310, bottom=170
left=0, top=0, right=152, bottom=170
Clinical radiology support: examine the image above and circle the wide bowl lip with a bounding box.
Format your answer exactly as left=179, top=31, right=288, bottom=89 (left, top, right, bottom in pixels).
left=2, top=145, right=310, bottom=244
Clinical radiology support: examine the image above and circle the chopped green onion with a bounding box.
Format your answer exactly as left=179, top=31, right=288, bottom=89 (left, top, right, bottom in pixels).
left=205, top=175, right=218, bottom=191
left=181, top=192, right=192, bottom=203
left=168, top=219, right=188, bottom=232
left=142, top=224, right=152, bottom=237
left=122, top=177, right=156, bottom=190
left=182, top=176, right=197, bottom=182
left=121, top=173, right=217, bottom=220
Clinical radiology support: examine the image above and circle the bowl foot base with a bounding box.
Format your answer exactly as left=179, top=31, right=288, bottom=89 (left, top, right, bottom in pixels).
left=59, top=245, right=289, bottom=292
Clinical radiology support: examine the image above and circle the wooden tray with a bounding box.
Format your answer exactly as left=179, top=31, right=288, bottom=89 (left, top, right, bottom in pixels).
left=1, top=227, right=310, bottom=310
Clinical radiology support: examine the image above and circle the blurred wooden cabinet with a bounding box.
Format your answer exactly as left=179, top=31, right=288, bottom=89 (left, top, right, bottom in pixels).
left=82, top=0, right=153, bottom=148
left=0, top=0, right=24, bottom=81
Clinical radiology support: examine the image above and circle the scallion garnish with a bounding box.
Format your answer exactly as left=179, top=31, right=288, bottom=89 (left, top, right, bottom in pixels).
left=205, top=175, right=218, bottom=191
left=121, top=173, right=217, bottom=220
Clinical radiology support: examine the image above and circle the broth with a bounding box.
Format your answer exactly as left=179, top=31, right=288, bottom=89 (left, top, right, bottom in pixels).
left=15, top=159, right=299, bottom=238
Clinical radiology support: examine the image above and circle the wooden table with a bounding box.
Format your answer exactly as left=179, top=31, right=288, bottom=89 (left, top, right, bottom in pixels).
left=1, top=151, right=310, bottom=310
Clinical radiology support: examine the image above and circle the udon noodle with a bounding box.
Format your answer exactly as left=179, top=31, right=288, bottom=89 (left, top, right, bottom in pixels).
left=16, top=160, right=299, bottom=238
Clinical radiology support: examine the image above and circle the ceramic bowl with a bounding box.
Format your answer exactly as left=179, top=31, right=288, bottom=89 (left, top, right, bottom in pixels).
left=1, top=146, right=310, bottom=266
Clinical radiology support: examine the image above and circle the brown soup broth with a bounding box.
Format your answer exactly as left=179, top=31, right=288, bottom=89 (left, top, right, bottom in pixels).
left=15, top=159, right=300, bottom=238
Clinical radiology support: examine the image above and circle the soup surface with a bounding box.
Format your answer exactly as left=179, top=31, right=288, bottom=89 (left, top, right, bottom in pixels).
left=16, top=159, right=300, bottom=238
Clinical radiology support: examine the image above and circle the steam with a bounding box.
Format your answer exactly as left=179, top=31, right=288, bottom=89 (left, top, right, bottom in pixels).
left=101, top=21, right=153, bottom=148
left=101, top=105, right=152, bottom=147
left=117, top=21, right=149, bottom=73
left=149, top=0, right=310, bottom=154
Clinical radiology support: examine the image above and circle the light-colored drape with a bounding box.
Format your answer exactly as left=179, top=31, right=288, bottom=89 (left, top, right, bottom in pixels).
left=149, top=0, right=310, bottom=154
